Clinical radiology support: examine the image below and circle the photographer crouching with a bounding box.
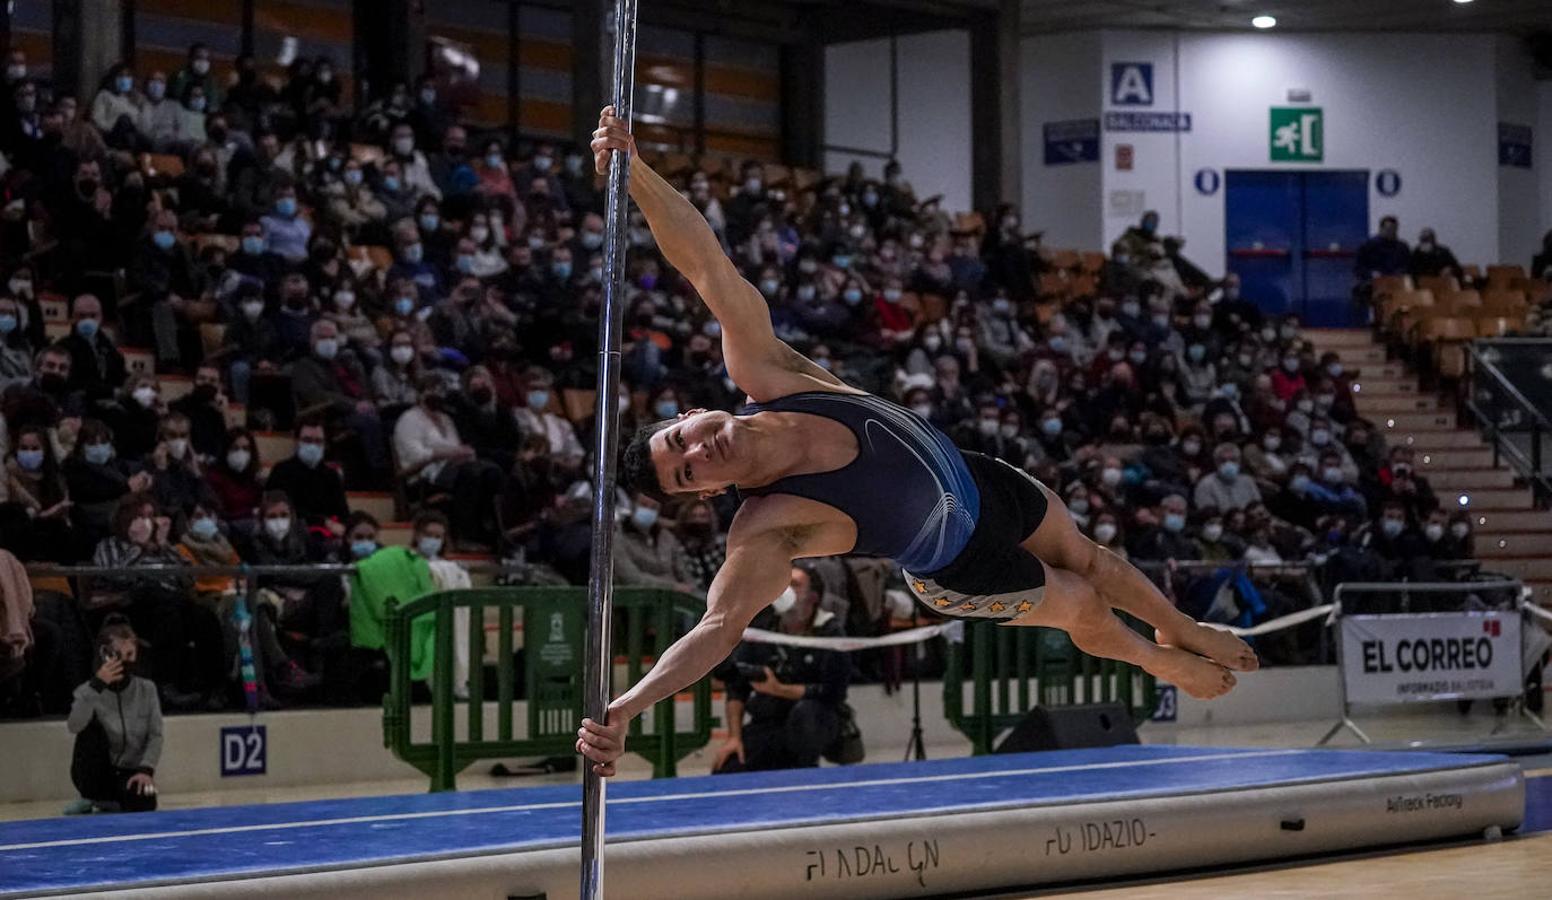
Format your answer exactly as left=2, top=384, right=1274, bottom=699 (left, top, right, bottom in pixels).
left=712, top=565, right=854, bottom=774
left=64, top=616, right=162, bottom=814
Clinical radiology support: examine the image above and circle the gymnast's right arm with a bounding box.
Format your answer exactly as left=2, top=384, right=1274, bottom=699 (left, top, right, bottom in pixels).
left=577, top=525, right=798, bottom=776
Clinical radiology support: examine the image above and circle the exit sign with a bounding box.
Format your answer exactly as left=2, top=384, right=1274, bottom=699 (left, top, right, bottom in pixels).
left=1271, top=107, right=1323, bottom=162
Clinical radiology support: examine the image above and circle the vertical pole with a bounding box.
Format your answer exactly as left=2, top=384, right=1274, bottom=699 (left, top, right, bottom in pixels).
left=582, top=1, right=637, bottom=897
left=240, top=0, right=255, bottom=57
left=506, top=0, right=521, bottom=140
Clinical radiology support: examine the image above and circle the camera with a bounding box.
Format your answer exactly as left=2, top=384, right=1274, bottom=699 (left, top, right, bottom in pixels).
left=98, top=645, right=120, bottom=667
left=734, top=661, right=769, bottom=683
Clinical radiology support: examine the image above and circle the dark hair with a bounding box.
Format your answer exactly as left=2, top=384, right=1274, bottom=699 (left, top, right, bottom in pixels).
left=97, top=612, right=139, bottom=651
left=111, top=491, right=157, bottom=539
left=620, top=420, right=673, bottom=504
left=412, top=509, right=449, bottom=534
left=294, top=413, right=327, bottom=438
left=347, top=510, right=380, bottom=531
left=260, top=490, right=292, bottom=516
left=225, top=427, right=259, bottom=476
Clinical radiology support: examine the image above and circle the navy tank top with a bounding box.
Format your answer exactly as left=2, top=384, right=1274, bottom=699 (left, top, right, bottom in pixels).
left=736, top=391, right=980, bottom=572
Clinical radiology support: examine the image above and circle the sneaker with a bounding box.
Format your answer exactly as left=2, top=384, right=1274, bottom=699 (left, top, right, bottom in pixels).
left=61, top=798, right=95, bottom=816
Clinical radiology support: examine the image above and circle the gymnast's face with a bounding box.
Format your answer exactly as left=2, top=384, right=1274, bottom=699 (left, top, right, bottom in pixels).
left=650, top=408, right=743, bottom=498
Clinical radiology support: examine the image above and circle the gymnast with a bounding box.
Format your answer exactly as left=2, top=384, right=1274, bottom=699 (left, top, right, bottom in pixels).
left=578, top=108, right=1256, bottom=776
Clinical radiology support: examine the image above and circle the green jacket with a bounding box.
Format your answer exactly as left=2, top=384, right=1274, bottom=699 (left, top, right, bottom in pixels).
left=350, top=547, right=438, bottom=680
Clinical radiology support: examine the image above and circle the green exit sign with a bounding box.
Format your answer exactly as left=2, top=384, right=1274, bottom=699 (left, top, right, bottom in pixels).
left=1270, top=107, right=1323, bottom=162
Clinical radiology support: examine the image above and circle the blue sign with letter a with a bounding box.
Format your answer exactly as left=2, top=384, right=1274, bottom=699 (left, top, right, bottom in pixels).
left=220, top=725, right=267, bottom=777
left=1111, top=62, right=1154, bottom=106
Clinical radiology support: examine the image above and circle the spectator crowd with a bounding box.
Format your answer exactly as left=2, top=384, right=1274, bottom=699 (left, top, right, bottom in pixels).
left=0, top=44, right=1507, bottom=736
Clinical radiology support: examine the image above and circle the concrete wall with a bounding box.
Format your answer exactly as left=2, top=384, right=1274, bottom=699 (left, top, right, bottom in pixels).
left=1020, top=31, right=1104, bottom=251
left=1496, top=35, right=1543, bottom=271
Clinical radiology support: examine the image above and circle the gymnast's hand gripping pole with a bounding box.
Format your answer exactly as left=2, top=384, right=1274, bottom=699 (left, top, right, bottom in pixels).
left=582, top=1, right=638, bottom=898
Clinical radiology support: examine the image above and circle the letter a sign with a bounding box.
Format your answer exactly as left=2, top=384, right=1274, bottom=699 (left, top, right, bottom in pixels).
left=1271, top=107, right=1323, bottom=162
left=1111, top=63, right=1153, bottom=107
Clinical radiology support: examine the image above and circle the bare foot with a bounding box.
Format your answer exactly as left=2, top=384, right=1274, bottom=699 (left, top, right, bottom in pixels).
left=1147, top=646, right=1237, bottom=700
left=1157, top=623, right=1260, bottom=672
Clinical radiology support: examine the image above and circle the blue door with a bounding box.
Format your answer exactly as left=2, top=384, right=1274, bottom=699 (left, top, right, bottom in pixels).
left=1225, top=170, right=1369, bottom=327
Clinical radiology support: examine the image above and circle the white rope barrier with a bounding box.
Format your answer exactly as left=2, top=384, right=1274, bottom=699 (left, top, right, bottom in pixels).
left=1210, top=604, right=1339, bottom=638
left=1523, top=601, right=1552, bottom=626
left=741, top=622, right=962, bottom=652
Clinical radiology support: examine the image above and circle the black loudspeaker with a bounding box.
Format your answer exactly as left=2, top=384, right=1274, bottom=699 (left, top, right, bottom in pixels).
left=993, top=703, right=1140, bottom=754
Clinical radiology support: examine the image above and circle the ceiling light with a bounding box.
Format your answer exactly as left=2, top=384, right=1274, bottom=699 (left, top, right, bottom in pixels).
left=1252, top=15, right=1277, bottom=28
left=1453, top=0, right=1474, bottom=5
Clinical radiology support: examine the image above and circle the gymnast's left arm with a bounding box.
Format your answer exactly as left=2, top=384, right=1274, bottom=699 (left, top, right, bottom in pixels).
left=578, top=526, right=799, bottom=776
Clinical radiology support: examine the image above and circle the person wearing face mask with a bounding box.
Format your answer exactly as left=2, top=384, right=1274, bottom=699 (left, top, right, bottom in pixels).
left=65, top=617, right=163, bottom=814
left=90, top=493, right=226, bottom=711
left=1193, top=514, right=1243, bottom=563
left=1268, top=340, right=1308, bottom=404
left=263, top=418, right=350, bottom=529
left=712, top=564, right=851, bottom=774
left=61, top=294, right=127, bottom=402
left=290, top=319, right=389, bottom=477
left=169, top=43, right=224, bottom=114
left=144, top=412, right=216, bottom=521
left=614, top=491, right=699, bottom=593
left=385, top=123, right=443, bottom=202
left=0, top=294, right=37, bottom=394
left=674, top=499, right=727, bottom=591
left=393, top=374, right=506, bottom=548
left=513, top=366, right=586, bottom=476
left=203, top=427, right=263, bottom=534
left=1285, top=453, right=1368, bottom=527
left=1357, top=500, right=1428, bottom=572
left=63, top=419, right=154, bottom=553
left=89, top=63, right=147, bottom=149
left=449, top=365, right=524, bottom=474
left=245, top=491, right=347, bottom=679
left=1295, top=415, right=1359, bottom=484
left=323, top=160, right=388, bottom=235
left=3, top=424, right=75, bottom=560
left=259, top=183, right=312, bottom=266
left=370, top=328, right=422, bottom=414
left=1193, top=443, right=1261, bottom=513
left=216, top=281, right=282, bottom=407
left=953, top=398, right=1016, bottom=459
left=134, top=70, right=181, bottom=150
left=1089, top=514, right=1126, bottom=559
left=1175, top=340, right=1217, bottom=409
left=99, top=375, right=165, bottom=462
left=1128, top=493, right=1200, bottom=565
left=340, top=509, right=442, bottom=703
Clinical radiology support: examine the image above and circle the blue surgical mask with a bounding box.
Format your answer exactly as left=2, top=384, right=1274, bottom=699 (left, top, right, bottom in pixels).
left=75, top=318, right=99, bottom=339
left=456, top=255, right=476, bottom=274
left=1163, top=513, right=1186, bottom=533
left=833, top=255, right=853, bottom=269
left=416, top=535, right=443, bottom=558
left=350, top=539, right=378, bottom=559
left=344, top=169, right=363, bottom=186
left=115, top=75, right=133, bottom=94
left=1217, top=461, right=1240, bottom=480
left=242, top=235, right=266, bottom=255
left=402, top=243, right=423, bottom=264
left=1041, top=418, right=1062, bottom=436
left=275, top=197, right=297, bottom=217
left=153, top=230, right=176, bottom=250
left=419, top=213, right=440, bottom=233
left=1381, top=519, right=1404, bottom=538
left=382, top=175, right=401, bottom=193
left=188, top=517, right=219, bottom=540
left=0, top=313, right=16, bottom=335
left=654, top=400, right=678, bottom=419
left=485, top=153, right=504, bottom=169
left=394, top=296, right=416, bottom=317
left=842, top=288, right=863, bottom=305
left=527, top=390, right=550, bottom=410
left=581, top=232, right=604, bottom=250
left=552, top=262, right=573, bottom=280
left=631, top=506, right=659, bottom=530
left=84, top=443, right=114, bottom=465
left=16, top=449, right=43, bottom=471
left=296, top=442, right=325, bottom=467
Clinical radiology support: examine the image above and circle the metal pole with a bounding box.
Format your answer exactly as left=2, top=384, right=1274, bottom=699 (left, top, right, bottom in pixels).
left=582, top=1, right=638, bottom=897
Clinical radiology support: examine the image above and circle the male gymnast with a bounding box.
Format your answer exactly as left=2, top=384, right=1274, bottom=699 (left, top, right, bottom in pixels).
left=578, top=108, right=1255, bottom=776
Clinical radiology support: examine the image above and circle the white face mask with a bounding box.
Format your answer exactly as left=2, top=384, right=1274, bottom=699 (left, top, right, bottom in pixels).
left=263, top=517, right=291, bottom=539
left=132, top=386, right=158, bottom=408
left=1202, top=523, right=1224, bottom=542
left=771, top=586, right=797, bottom=616
left=167, top=438, right=189, bottom=460
left=1094, top=523, right=1117, bottom=544
left=226, top=449, right=251, bottom=471
left=390, top=345, right=415, bottom=366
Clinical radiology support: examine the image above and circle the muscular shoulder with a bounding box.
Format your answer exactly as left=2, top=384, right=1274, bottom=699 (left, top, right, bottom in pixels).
left=736, top=341, right=869, bottom=404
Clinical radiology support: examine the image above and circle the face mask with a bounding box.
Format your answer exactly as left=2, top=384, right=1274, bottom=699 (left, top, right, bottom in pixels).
left=132, top=386, right=157, bottom=408
left=328, top=288, right=357, bottom=311
left=768, top=585, right=798, bottom=617
left=85, top=443, right=114, bottom=465
left=631, top=506, right=659, bottom=530
left=402, top=243, right=424, bottom=264
left=1042, top=419, right=1063, bottom=436
left=226, top=449, right=251, bottom=471
left=1381, top=519, right=1404, bottom=538
left=314, top=339, right=338, bottom=360
left=1094, top=523, right=1118, bottom=543
left=1193, top=314, right=1212, bottom=329
left=883, top=288, right=903, bottom=304
left=456, top=255, right=476, bottom=274
left=552, top=262, right=573, bottom=280
left=296, top=442, right=324, bottom=467
left=1095, top=468, right=1121, bottom=489
left=382, top=175, right=402, bottom=193
left=416, top=535, right=443, bottom=558
left=1326, top=363, right=1343, bottom=378
left=1322, top=466, right=1344, bottom=484
left=16, top=448, right=43, bottom=471
left=533, top=155, right=553, bottom=172
left=419, top=213, right=440, bottom=233
left=1263, top=434, right=1282, bottom=451
left=394, top=136, right=415, bottom=156
left=1290, top=473, right=1312, bottom=492
left=1217, top=461, right=1240, bottom=480
left=6, top=64, right=25, bottom=81
left=1069, top=498, right=1090, bottom=515
left=189, top=517, right=219, bottom=540
left=1163, top=513, right=1186, bottom=533
left=1450, top=523, right=1470, bottom=539
left=1220, top=383, right=1239, bottom=400
left=188, top=96, right=207, bottom=112
left=76, top=318, right=100, bottom=339
left=146, top=80, right=166, bottom=101
left=1311, top=429, right=1330, bottom=446
left=0, top=313, right=16, bottom=335
left=833, top=255, right=853, bottom=270
left=381, top=345, right=413, bottom=368
left=241, top=235, right=266, bottom=255
left=350, top=539, right=379, bottom=559
left=1296, top=399, right=1314, bottom=414
left=701, top=320, right=722, bottom=339
left=527, top=390, right=550, bottom=410
left=1120, top=300, right=1141, bottom=317
left=1202, top=523, right=1224, bottom=543
left=387, top=295, right=414, bottom=317
left=849, top=224, right=866, bottom=240
left=1182, top=439, right=1201, bottom=455
left=128, top=516, right=154, bottom=544
left=1281, top=357, right=1300, bottom=373
left=1280, top=326, right=1297, bottom=340
left=1127, top=350, right=1147, bottom=366
left=1315, top=393, right=1335, bottom=409
left=1188, top=344, right=1206, bottom=362
left=1151, top=314, right=1170, bottom=329
left=977, top=418, right=999, bottom=436
left=167, top=438, right=189, bottom=460
left=654, top=400, right=679, bottom=419
left=1048, top=336, right=1068, bottom=353
left=1424, top=523, right=1444, bottom=542
left=759, top=279, right=780, bottom=297
left=275, top=197, right=298, bottom=217
left=264, top=517, right=292, bottom=540
left=115, top=75, right=133, bottom=93
left=8, top=278, right=31, bottom=298
left=910, top=403, right=933, bottom=418
left=192, top=58, right=211, bottom=75
left=999, top=423, right=1019, bottom=439
left=241, top=300, right=265, bottom=321
left=991, top=298, right=1012, bottom=317
left=843, top=288, right=863, bottom=305
left=923, top=335, right=942, bottom=353
left=794, top=284, right=816, bottom=302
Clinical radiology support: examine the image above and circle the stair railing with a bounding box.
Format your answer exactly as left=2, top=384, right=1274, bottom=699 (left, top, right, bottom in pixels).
left=1464, top=341, right=1552, bottom=509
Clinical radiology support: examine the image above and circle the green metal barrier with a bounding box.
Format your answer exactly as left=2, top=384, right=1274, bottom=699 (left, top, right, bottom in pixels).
left=383, top=586, right=714, bottom=791
left=942, top=621, right=1157, bottom=755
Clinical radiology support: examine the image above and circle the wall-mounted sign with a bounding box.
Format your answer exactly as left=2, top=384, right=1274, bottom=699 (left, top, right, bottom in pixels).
left=1375, top=169, right=1402, bottom=197
left=1111, top=62, right=1154, bottom=106
left=1194, top=168, right=1221, bottom=196
left=1109, top=190, right=1147, bottom=218
left=220, top=725, right=267, bottom=777
left=1271, top=107, right=1323, bottom=162
left=1287, top=87, right=1312, bottom=103
left=1115, top=144, right=1134, bottom=171
left=1042, top=118, right=1100, bottom=166
left=1499, top=123, right=1533, bottom=169
left=1104, top=111, right=1192, bottom=133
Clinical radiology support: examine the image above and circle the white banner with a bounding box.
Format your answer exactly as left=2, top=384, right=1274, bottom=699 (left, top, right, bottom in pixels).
left=1340, top=612, right=1522, bottom=704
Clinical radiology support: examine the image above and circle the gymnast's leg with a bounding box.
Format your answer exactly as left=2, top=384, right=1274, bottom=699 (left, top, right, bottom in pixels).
left=1019, top=483, right=1259, bottom=673
left=1003, top=563, right=1236, bottom=700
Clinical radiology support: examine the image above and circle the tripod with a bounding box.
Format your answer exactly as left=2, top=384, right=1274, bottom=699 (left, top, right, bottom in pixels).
left=903, top=606, right=928, bottom=762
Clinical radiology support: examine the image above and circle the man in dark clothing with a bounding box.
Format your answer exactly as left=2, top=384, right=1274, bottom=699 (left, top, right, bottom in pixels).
left=1355, top=215, right=1410, bottom=281
left=980, top=204, right=1039, bottom=303
left=1408, top=228, right=1461, bottom=281
left=713, top=565, right=850, bottom=774
left=1128, top=494, right=1201, bottom=563
left=289, top=319, right=386, bottom=476
left=0, top=344, right=83, bottom=435
left=61, top=294, right=127, bottom=402
left=451, top=365, right=523, bottom=473
left=1360, top=501, right=1430, bottom=579
left=168, top=364, right=230, bottom=460
left=263, top=418, right=350, bottom=528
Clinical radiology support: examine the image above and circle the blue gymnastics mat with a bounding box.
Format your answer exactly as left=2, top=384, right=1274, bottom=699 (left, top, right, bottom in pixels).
left=0, top=745, right=1526, bottom=899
